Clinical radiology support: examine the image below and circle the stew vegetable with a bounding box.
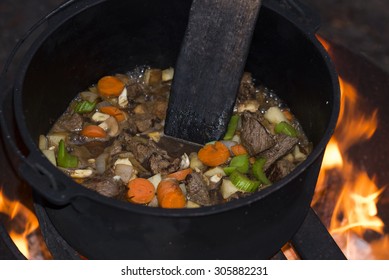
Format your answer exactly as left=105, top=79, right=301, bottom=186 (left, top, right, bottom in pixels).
left=39, top=67, right=312, bottom=208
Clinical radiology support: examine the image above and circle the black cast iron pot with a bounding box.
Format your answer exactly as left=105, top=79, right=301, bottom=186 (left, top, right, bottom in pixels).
left=0, top=0, right=340, bottom=259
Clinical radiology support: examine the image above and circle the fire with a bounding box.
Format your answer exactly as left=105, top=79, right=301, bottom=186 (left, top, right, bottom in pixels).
left=314, top=36, right=388, bottom=259
left=0, top=188, right=39, bottom=259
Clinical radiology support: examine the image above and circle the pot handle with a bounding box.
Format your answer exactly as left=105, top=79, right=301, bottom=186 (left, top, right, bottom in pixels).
left=0, top=1, right=95, bottom=206
left=263, top=0, right=321, bottom=33
left=0, top=109, right=84, bottom=206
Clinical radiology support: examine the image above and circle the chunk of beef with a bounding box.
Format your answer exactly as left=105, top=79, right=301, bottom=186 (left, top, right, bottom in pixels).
left=185, top=172, right=213, bottom=206
left=126, top=83, right=144, bottom=99
left=121, top=134, right=180, bottom=175
left=267, top=159, right=296, bottom=182
left=149, top=153, right=180, bottom=175
left=237, top=72, right=256, bottom=102
left=124, top=136, right=155, bottom=163
left=151, top=100, right=168, bottom=120
left=83, top=176, right=123, bottom=198
left=134, top=114, right=154, bottom=132
left=51, top=112, right=83, bottom=132
left=259, top=134, right=299, bottom=171
left=104, top=139, right=122, bottom=156
left=83, top=141, right=109, bottom=158
left=240, top=111, right=275, bottom=156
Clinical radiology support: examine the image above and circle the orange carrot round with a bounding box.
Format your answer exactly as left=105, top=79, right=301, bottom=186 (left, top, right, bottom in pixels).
left=157, top=179, right=186, bottom=208
left=282, top=110, right=294, bottom=121
left=127, top=178, right=155, bottom=204
left=166, top=168, right=193, bottom=181
left=231, top=144, right=248, bottom=156
left=198, top=141, right=230, bottom=167
left=100, top=106, right=126, bottom=122
left=97, top=76, right=125, bottom=97
left=80, top=125, right=107, bottom=138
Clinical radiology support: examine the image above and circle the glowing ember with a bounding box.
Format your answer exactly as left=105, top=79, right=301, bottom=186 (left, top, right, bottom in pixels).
left=314, top=36, right=388, bottom=259
left=0, top=188, right=39, bottom=259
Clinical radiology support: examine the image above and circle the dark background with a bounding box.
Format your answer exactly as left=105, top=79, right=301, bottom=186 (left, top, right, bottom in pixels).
left=1, top=0, right=389, bottom=74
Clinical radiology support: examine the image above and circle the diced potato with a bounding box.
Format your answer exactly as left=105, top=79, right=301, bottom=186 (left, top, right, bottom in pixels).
left=134, top=104, right=147, bottom=114
left=47, top=132, right=68, bottom=147
left=189, top=152, right=206, bottom=172
left=293, top=146, right=307, bottom=161
left=162, top=67, right=174, bottom=82
left=186, top=200, right=200, bottom=208
left=114, top=164, right=133, bottom=184
left=264, top=106, right=288, bottom=125
left=39, top=135, right=48, bottom=150
left=41, top=149, right=56, bottom=166
left=144, top=68, right=162, bottom=86
left=148, top=131, right=161, bottom=143
left=220, top=179, right=240, bottom=199
left=209, top=174, right=223, bottom=184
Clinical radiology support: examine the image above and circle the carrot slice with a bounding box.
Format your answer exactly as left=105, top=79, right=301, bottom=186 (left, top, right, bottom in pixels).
left=231, top=144, right=248, bottom=156
left=127, top=178, right=155, bottom=204
left=157, top=179, right=186, bottom=208
left=100, top=106, right=126, bottom=122
left=282, top=110, right=294, bottom=122
left=80, top=125, right=107, bottom=138
left=197, top=141, right=230, bottom=167
left=97, top=76, right=125, bottom=97
left=166, top=168, right=193, bottom=181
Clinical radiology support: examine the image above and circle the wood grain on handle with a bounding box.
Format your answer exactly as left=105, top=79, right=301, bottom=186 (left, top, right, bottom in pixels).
left=165, top=0, right=262, bottom=144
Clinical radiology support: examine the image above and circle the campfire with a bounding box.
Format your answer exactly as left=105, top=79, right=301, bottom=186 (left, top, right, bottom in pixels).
left=1, top=38, right=388, bottom=260
left=312, top=37, right=389, bottom=260
left=0, top=189, right=39, bottom=259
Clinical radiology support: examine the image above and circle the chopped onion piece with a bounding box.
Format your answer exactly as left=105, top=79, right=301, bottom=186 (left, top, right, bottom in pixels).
left=204, top=167, right=226, bottom=177
left=180, top=153, right=190, bottom=169
left=118, top=87, right=128, bottom=108
left=92, top=112, right=110, bottom=122
left=147, top=173, right=162, bottom=190
left=95, top=152, right=109, bottom=174
left=69, top=169, right=93, bottom=179
left=220, top=179, right=239, bottom=199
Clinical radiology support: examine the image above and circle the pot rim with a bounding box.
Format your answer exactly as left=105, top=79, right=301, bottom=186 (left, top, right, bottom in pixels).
left=11, top=0, right=340, bottom=217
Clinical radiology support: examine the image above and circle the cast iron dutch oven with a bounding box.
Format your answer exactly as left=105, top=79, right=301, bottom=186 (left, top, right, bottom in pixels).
left=0, top=0, right=340, bottom=259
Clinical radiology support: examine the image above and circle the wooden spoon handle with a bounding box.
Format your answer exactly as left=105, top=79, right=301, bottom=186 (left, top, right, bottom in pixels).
left=165, top=0, right=262, bottom=144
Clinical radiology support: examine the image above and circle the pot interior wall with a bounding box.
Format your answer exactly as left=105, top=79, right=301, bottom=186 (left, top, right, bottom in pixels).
left=19, top=0, right=334, bottom=146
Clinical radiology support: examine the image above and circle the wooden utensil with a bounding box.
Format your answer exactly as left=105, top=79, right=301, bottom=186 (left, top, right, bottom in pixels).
left=164, top=0, right=262, bottom=144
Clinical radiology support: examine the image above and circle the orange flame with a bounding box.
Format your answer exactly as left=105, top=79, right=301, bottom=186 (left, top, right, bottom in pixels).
left=0, top=188, right=39, bottom=259
left=314, top=36, right=388, bottom=259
